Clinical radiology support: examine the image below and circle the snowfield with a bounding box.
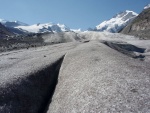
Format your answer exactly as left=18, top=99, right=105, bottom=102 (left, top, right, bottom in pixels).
left=0, top=31, right=150, bottom=113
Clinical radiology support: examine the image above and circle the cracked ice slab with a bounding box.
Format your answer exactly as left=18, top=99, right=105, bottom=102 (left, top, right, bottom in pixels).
left=0, top=42, right=79, bottom=87
left=48, top=41, right=150, bottom=113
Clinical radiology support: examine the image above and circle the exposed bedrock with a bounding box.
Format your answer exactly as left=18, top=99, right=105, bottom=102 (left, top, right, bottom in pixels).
left=0, top=55, right=65, bottom=113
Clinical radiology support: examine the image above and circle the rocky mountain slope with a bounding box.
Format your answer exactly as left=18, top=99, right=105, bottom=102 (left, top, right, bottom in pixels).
left=0, top=19, right=29, bottom=34
left=0, top=23, right=14, bottom=38
left=0, top=31, right=81, bottom=52
left=121, top=4, right=150, bottom=39
left=95, top=10, right=138, bottom=33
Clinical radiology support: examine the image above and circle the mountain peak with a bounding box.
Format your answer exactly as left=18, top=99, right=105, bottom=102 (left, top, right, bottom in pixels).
left=0, top=19, right=28, bottom=27
left=0, top=18, right=8, bottom=24
left=95, top=10, right=138, bottom=33
left=144, top=4, right=150, bottom=10
left=114, top=10, right=138, bottom=18
left=14, top=20, right=28, bottom=26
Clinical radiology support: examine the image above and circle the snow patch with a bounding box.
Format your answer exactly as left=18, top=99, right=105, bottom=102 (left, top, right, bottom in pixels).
left=144, top=4, right=150, bottom=10
left=71, top=28, right=82, bottom=32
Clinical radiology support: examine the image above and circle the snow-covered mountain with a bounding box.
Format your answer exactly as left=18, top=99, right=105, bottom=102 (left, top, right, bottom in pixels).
left=95, top=10, right=138, bottom=33
left=0, top=19, right=30, bottom=34
left=15, top=23, right=70, bottom=33
left=0, top=19, right=28, bottom=27
left=0, top=18, right=71, bottom=34
left=144, top=4, right=150, bottom=10
left=121, top=4, right=150, bottom=39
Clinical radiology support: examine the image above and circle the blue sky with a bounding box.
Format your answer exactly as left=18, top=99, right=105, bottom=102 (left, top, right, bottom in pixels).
left=0, top=0, right=149, bottom=30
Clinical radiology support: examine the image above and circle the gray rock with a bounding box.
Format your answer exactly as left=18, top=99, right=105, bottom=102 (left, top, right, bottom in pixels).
left=121, top=8, right=150, bottom=39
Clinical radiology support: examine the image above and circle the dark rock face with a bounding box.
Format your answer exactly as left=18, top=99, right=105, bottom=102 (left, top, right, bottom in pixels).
left=121, top=8, right=150, bottom=39
left=0, top=33, right=45, bottom=52
left=0, top=23, right=14, bottom=38
left=8, top=27, right=27, bottom=35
